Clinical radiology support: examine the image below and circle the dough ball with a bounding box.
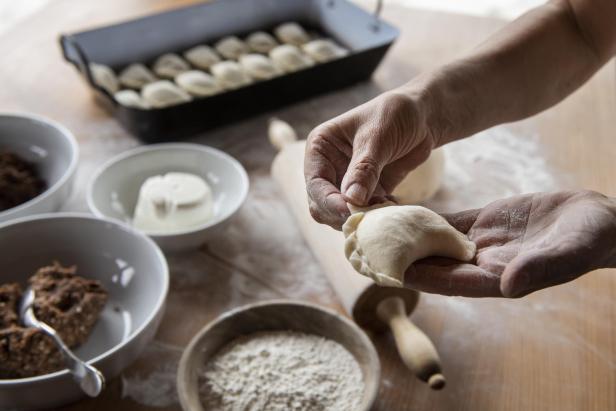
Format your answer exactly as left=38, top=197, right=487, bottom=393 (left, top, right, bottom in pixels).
left=245, top=31, right=279, bottom=53
left=152, top=53, right=190, bottom=79
left=89, top=63, right=119, bottom=94
left=175, top=70, right=222, bottom=97
left=214, top=36, right=249, bottom=60
left=183, top=45, right=221, bottom=70
left=343, top=204, right=476, bottom=287
left=393, top=149, right=445, bottom=204
left=114, top=89, right=149, bottom=109
left=210, top=61, right=252, bottom=89
left=118, top=63, right=157, bottom=89
left=269, top=45, right=314, bottom=73
left=141, top=80, right=192, bottom=108
left=239, top=54, right=282, bottom=80
left=274, top=22, right=310, bottom=46
left=302, top=39, right=349, bottom=63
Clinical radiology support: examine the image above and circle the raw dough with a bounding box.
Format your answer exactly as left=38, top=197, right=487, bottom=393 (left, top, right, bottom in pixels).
left=89, top=63, right=119, bottom=94
left=269, top=45, right=313, bottom=73
left=393, top=149, right=445, bottom=204
left=343, top=204, right=476, bottom=287
left=152, top=53, right=190, bottom=79
left=118, top=63, right=157, bottom=89
left=274, top=22, right=310, bottom=46
left=114, top=89, right=150, bottom=109
left=239, top=54, right=282, bottom=80
left=141, top=80, right=192, bottom=108
left=245, top=31, right=279, bottom=53
left=184, top=45, right=221, bottom=70
left=175, top=70, right=222, bottom=97
left=210, top=61, right=252, bottom=89
left=214, top=36, right=249, bottom=60
left=302, top=39, right=349, bottom=63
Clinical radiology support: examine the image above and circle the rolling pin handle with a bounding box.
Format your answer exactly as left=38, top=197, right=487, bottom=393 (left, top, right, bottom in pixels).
left=376, top=296, right=446, bottom=390
left=268, top=118, right=298, bottom=151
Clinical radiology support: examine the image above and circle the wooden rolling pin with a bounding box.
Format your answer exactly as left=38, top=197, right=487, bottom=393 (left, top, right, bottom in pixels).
left=269, top=120, right=445, bottom=389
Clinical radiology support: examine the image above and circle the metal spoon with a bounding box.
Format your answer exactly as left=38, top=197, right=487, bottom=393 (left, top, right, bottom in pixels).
left=19, top=287, right=105, bottom=397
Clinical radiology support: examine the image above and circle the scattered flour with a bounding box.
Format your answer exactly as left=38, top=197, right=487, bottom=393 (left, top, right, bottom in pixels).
left=425, top=126, right=560, bottom=212
left=199, top=331, right=365, bottom=411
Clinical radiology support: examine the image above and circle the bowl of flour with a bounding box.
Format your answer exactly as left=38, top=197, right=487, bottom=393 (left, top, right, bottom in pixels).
left=177, top=300, right=380, bottom=411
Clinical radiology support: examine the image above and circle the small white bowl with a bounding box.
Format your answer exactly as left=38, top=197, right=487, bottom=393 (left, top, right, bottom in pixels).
left=0, top=113, right=79, bottom=223
left=87, top=143, right=249, bottom=252
left=0, top=213, right=169, bottom=410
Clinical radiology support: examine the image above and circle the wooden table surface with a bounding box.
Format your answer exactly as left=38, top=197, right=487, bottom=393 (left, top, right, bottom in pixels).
left=1, top=1, right=615, bottom=410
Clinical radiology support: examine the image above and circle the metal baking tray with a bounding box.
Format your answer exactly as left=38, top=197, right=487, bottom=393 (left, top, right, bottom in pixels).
left=60, top=0, right=398, bottom=143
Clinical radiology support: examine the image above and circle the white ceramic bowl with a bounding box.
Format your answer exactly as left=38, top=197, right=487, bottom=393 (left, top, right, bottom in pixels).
left=87, top=143, right=249, bottom=252
left=0, top=113, right=78, bottom=223
left=0, top=213, right=168, bottom=410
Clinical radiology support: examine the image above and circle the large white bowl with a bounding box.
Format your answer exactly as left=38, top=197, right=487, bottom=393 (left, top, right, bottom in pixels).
left=87, top=143, right=249, bottom=252
left=0, top=213, right=169, bottom=410
left=0, top=113, right=78, bottom=223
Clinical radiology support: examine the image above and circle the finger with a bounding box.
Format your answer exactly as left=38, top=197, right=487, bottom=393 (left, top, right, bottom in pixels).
left=500, top=245, right=589, bottom=298
left=339, top=132, right=387, bottom=206
left=440, top=209, right=481, bottom=234
left=306, top=179, right=349, bottom=229
left=304, top=129, right=352, bottom=228
left=405, top=257, right=502, bottom=297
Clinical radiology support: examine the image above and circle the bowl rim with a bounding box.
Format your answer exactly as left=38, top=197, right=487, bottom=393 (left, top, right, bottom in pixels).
left=86, top=142, right=249, bottom=238
left=0, top=112, right=79, bottom=220
left=176, top=299, right=381, bottom=411
left=0, top=212, right=169, bottom=386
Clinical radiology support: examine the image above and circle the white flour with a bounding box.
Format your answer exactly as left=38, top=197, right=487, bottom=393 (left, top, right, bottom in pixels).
left=199, top=331, right=365, bottom=411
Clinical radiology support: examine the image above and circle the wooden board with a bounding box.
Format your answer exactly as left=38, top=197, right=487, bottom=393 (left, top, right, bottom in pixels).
left=0, top=1, right=614, bottom=410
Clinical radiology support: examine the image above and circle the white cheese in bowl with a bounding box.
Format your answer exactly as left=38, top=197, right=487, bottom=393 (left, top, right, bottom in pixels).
left=133, top=172, right=214, bottom=233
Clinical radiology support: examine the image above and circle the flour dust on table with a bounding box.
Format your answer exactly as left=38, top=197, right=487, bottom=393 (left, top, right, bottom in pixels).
left=424, top=125, right=560, bottom=212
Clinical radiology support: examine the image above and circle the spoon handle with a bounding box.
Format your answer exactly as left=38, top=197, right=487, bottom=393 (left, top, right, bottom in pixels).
left=28, top=313, right=105, bottom=397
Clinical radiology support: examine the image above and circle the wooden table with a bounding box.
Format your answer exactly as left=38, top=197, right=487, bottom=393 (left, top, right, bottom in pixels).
left=1, top=1, right=615, bottom=410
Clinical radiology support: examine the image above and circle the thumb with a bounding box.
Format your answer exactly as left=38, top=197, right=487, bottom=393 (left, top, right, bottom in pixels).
left=340, top=138, right=387, bottom=206
left=500, top=246, right=586, bottom=298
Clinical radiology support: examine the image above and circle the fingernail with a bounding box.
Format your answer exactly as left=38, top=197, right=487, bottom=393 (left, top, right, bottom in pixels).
left=346, top=183, right=368, bottom=204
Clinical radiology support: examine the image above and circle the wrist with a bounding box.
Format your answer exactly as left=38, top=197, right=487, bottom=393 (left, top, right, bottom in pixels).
left=395, top=68, right=467, bottom=147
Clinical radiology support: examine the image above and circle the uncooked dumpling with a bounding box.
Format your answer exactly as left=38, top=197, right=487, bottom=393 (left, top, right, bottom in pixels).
left=141, top=80, right=192, bottom=108
left=152, top=53, right=190, bottom=79
left=302, top=39, right=349, bottom=63
left=210, top=61, right=252, bottom=89
left=214, top=36, right=249, bottom=60
left=269, top=45, right=313, bottom=73
left=118, top=63, right=157, bottom=89
left=239, top=54, right=282, bottom=80
left=343, top=204, right=476, bottom=287
left=245, top=31, right=279, bottom=53
left=89, top=63, right=119, bottom=94
left=184, top=45, right=221, bottom=70
left=175, top=70, right=222, bottom=97
left=274, top=22, right=310, bottom=46
left=114, top=89, right=149, bottom=109
left=393, top=149, right=445, bottom=204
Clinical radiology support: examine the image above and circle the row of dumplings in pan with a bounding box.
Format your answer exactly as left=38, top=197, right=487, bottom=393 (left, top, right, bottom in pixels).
left=88, top=22, right=349, bottom=109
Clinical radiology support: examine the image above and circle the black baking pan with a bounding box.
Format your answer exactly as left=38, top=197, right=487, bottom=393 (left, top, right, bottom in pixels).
left=60, top=0, right=399, bottom=143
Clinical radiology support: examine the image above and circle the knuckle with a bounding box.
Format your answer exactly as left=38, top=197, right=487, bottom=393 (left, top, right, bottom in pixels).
left=308, top=203, right=325, bottom=224
left=352, top=157, right=381, bottom=181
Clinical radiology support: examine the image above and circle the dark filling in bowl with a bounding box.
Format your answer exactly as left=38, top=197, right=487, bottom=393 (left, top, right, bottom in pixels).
left=0, top=151, right=46, bottom=212
left=0, top=263, right=108, bottom=379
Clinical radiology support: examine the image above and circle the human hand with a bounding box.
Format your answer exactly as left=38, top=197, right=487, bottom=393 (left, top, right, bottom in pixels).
left=407, top=190, right=616, bottom=297
left=304, top=90, right=437, bottom=230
